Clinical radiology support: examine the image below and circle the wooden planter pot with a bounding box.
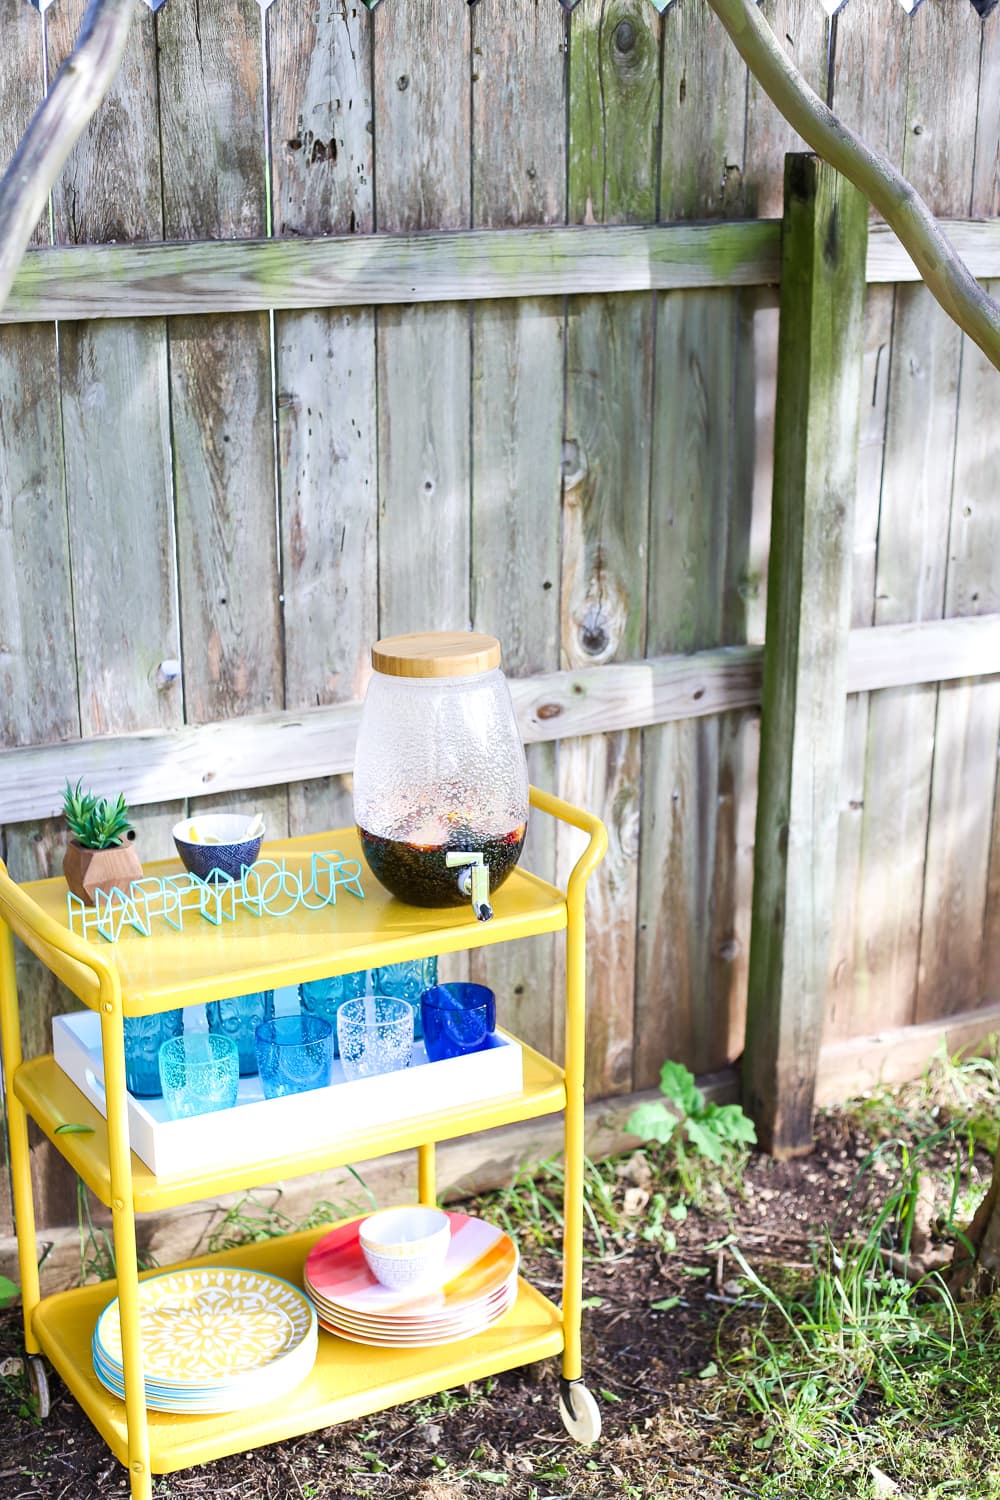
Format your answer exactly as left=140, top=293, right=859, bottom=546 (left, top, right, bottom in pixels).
left=63, top=840, right=143, bottom=906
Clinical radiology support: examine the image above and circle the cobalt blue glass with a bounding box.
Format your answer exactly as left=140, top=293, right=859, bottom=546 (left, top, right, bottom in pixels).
left=420, top=983, right=496, bottom=1063
left=123, top=1009, right=184, bottom=1096
left=255, top=1013, right=333, bottom=1099
left=370, top=957, right=438, bottom=1042
left=299, top=970, right=367, bottom=1058
left=206, top=990, right=275, bottom=1075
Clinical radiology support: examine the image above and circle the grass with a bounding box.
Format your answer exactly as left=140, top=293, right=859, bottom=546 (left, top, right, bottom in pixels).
left=706, top=1041, right=1000, bottom=1500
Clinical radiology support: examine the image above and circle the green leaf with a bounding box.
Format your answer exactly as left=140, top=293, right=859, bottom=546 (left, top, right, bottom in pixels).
left=626, top=1101, right=677, bottom=1145
left=704, top=1102, right=757, bottom=1145
left=669, top=1200, right=688, bottom=1222
left=650, top=1296, right=679, bottom=1311
left=580, top=1296, right=604, bottom=1309
left=599, top=1387, right=622, bottom=1403
left=54, top=1122, right=95, bottom=1135
left=682, top=1265, right=710, bottom=1277
left=698, top=1361, right=718, bottom=1380
left=470, top=1472, right=508, bottom=1486
left=753, top=1429, right=776, bottom=1451
left=684, top=1118, right=725, bottom=1164
left=658, top=1060, right=703, bottom=1117
left=0, top=1275, right=19, bottom=1309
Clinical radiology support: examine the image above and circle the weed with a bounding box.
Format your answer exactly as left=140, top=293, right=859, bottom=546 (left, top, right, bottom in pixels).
left=627, top=1061, right=756, bottom=1205
left=207, top=1175, right=374, bottom=1253
left=75, top=1180, right=157, bottom=1283
left=484, top=1154, right=623, bottom=1257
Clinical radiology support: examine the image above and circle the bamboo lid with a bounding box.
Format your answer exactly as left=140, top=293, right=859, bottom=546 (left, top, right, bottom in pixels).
left=371, top=631, right=502, bottom=679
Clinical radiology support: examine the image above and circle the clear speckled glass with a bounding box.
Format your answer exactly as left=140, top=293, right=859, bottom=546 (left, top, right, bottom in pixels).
left=206, top=991, right=275, bottom=1075
left=255, top=1014, right=333, bottom=1099
left=420, top=982, right=496, bottom=1062
left=370, top=958, right=437, bottom=1042
left=337, top=996, right=413, bottom=1081
left=157, top=1033, right=239, bottom=1119
left=299, top=970, right=367, bottom=1058
left=123, top=1010, right=184, bottom=1097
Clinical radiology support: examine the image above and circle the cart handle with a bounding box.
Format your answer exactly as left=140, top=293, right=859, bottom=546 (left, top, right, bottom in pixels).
left=528, top=785, right=608, bottom=902
left=0, top=857, right=115, bottom=997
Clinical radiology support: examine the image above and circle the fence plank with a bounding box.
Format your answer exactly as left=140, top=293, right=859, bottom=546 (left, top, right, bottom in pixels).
left=158, top=0, right=283, bottom=861
left=858, top=2, right=981, bottom=1035
left=636, top=0, right=756, bottom=1091
left=919, top=13, right=1000, bottom=1023
left=468, top=0, right=565, bottom=1058
left=373, top=0, right=471, bottom=642
left=743, top=155, right=868, bottom=1157
left=268, top=0, right=376, bottom=839
left=563, top=0, right=660, bottom=1096
left=0, top=0, right=73, bottom=1240
left=8, top=217, right=1000, bottom=325
left=2, top=618, right=999, bottom=826
left=824, top=0, right=908, bottom=1042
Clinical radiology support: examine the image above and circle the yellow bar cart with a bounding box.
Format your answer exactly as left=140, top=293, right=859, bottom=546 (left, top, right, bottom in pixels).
left=0, top=785, right=606, bottom=1499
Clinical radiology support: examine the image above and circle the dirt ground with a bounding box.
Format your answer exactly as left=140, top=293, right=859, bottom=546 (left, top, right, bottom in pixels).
left=0, top=1110, right=940, bottom=1499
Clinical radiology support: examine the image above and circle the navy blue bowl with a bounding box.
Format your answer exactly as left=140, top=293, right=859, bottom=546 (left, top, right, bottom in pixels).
left=172, top=815, right=264, bottom=883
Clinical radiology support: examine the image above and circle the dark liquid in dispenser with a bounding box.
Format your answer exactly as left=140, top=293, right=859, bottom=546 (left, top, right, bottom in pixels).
left=358, top=823, right=527, bottom=907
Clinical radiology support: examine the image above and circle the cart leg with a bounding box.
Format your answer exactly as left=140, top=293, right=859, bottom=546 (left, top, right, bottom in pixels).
left=417, top=1142, right=436, bottom=1206
left=100, top=1003, right=152, bottom=1500
left=0, top=919, right=41, bottom=1355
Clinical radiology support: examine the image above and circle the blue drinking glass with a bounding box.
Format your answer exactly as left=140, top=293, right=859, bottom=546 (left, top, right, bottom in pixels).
left=255, top=1014, right=333, bottom=1099
left=299, top=970, right=368, bottom=1058
left=206, top=990, right=275, bottom=1075
left=420, top=983, right=496, bottom=1062
left=370, top=958, right=437, bottom=1043
left=158, top=1033, right=239, bottom=1119
left=123, top=1010, right=184, bottom=1097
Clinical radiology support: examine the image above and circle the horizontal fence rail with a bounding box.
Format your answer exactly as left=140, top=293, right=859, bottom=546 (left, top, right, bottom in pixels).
left=1, top=615, right=997, bottom=825
left=2, top=219, right=999, bottom=324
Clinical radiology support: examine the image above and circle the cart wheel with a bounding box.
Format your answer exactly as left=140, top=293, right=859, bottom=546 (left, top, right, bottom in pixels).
left=26, top=1356, right=50, bottom=1420
left=559, top=1378, right=601, bottom=1445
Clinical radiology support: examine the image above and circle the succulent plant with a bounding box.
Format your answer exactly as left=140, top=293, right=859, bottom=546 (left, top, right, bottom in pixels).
left=62, top=780, right=135, bottom=851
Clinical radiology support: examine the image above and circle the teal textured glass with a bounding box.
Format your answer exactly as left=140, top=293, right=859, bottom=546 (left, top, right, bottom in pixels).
left=206, top=990, right=275, bottom=1075
left=123, top=1010, right=183, bottom=1097
left=370, top=957, right=437, bottom=1042
left=255, top=1014, right=333, bottom=1099
left=158, top=1033, right=239, bottom=1119
left=299, top=970, right=367, bottom=1057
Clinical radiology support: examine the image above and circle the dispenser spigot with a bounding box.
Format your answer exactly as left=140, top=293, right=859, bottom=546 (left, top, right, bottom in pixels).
left=445, top=851, right=493, bottom=922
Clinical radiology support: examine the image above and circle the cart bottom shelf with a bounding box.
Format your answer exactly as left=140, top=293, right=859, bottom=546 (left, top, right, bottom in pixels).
left=31, top=1223, right=564, bottom=1475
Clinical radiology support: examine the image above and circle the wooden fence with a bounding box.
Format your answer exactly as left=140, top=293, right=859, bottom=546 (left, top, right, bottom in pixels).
left=1, top=0, right=999, bottom=1233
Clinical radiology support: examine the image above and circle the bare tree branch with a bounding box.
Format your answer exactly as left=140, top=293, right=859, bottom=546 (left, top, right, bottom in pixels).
left=704, top=0, right=1000, bottom=373
left=0, top=0, right=137, bottom=317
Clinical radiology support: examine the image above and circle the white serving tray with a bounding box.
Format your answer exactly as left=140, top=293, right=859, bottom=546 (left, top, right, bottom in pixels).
left=52, top=1009, right=523, bottom=1180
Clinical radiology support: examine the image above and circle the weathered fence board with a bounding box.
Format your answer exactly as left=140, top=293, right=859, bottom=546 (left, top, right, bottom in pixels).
left=918, top=24, right=1000, bottom=1022
left=857, top=0, right=981, bottom=1035
left=269, top=0, right=376, bottom=840
left=824, top=0, right=909, bottom=1043
left=0, top=0, right=72, bottom=1240
left=467, top=0, right=566, bottom=1060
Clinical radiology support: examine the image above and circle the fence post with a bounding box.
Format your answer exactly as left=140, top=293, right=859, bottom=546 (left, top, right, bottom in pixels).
left=742, top=152, right=868, bottom=1157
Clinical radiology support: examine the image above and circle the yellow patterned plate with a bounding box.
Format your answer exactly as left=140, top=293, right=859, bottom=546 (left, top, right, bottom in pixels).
left=95, top=1268, right=315, bottom=1387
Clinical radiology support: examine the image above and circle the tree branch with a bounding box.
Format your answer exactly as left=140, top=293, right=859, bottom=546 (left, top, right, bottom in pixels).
left=704, top=0, right=1000, bottom=373
left=0, top=0, right=137, bottom=317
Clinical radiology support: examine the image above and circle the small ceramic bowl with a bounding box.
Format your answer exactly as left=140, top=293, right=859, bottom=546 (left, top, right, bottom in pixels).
left=359, top=1205, right=451, bottom=1292
left=172, top=814, right=265, bottom=883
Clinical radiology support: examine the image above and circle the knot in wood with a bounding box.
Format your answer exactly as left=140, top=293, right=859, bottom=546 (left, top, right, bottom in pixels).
left=613, top=19, right=636, bottom=54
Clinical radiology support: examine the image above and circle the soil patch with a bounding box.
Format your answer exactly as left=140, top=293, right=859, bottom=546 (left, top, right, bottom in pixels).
left=0, top=1110, right=974, bottom=1499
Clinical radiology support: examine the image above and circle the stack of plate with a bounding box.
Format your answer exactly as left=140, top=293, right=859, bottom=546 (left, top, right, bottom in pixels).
left=92, top=1266, right=318, bottom=1414
left=304, top=1211, right=518, bottom=1347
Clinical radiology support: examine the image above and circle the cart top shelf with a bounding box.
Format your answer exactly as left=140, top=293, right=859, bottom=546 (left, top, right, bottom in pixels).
left=0, top=827, right=568, bottom=1015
